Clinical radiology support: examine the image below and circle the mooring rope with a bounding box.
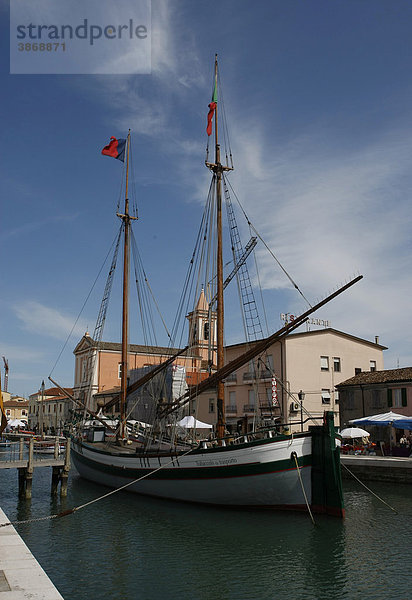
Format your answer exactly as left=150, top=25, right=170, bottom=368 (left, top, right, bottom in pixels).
left=0, top=447, right=195, bottom=529
left=341, top=462, right=398, bottom=514
left=292, top=451, right=315, bottom=525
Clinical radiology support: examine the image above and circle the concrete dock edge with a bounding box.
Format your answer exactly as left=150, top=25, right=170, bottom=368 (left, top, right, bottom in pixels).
left=0, top=507, right=64, bottom=599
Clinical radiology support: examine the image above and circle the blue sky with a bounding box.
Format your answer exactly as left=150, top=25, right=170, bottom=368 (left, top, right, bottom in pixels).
left=2, top=0, right=412, bottom=397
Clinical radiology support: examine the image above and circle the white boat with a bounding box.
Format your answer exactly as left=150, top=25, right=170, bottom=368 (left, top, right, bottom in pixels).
left=67, top=56, right=362, bottom=517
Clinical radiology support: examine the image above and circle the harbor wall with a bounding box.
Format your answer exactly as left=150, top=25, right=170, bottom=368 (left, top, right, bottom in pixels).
left=341, top=455, right=412, bottom=484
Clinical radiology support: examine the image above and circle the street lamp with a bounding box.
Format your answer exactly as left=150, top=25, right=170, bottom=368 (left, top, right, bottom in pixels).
left=298, top=390, right=305, bottom=432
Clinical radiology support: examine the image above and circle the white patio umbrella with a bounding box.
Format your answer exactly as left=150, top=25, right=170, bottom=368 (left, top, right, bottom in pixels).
left=340, top=427, right=370, bottom=439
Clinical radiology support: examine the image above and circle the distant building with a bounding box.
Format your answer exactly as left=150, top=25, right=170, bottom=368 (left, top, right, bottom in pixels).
left=28, top=387, right=73, bottom=434
left=3, top=396, right=29, bottom=423
left=337, top=367, right=412, bottom=444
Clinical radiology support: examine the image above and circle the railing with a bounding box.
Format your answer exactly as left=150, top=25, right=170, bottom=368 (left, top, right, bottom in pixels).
left=259, top=403, right=279, bottom=412
left=224, top=373, right=237, bottom=383
left=242, top=371, right=272, bottom=381
left=225, top=405, right=237, bottom=413
left=243, top=373, right=256, bottom=381
left=243, top=404, right=256, bottom=412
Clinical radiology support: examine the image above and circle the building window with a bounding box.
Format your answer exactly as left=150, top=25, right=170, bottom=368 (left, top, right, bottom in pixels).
left=22, top=410, right=27, bottom=416
left=248, top=359, right=257, bottom=375
left=229, top=391, right=236, bottom=405
left=370, top=360, right=376, bottom=372
left=334, top=390, right=339, bottom=403
left=320, top=356, right=329, bottom=371
left=248, top=390, right=256, bottom=406
left=388, top=388, right=407, bottom=408
left=209, top=398, right=215, bottom=413
left=321, top=389, right=331, bottom=404
left=118, top=363, right=122, bottom=379
left=355, top=368, right=361, bottom=375
left=333, top=357, right=341, bottom=372
left=203, top=322, right=209, bottom=340
left=264, top=354, right=274, bottom=371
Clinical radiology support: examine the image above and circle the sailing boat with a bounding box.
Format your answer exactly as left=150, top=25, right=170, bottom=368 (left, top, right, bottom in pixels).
left=67, top=57, right=361, bottom=517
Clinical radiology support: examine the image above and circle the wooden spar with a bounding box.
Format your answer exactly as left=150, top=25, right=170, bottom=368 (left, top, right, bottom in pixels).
left=116, top=130, right=138, bottom=439
left=160, top=275, right=363, bottom=417
left=48, top=376, right=117, bottom=433
left=103, top=345, right=190, bottom=411
left=120, top=131, right=130, bottom=439
left=215, top=55, right=225, bottom=440
left=204, top=54, right=234, bottom=440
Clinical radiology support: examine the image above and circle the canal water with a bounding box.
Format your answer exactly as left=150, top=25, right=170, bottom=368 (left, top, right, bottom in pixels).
left=0, top=453, right=411, bottom=600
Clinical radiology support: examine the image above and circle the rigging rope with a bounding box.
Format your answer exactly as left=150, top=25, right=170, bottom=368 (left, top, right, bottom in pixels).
left=292, top=451, right=315, bottom=525
left=49, top=229, right=124, bottom=378
left=341, top=463, right=398, bottom=514
left=225, top=177, right=312, bottom=308
left=0, top=447, right=196, bottom=529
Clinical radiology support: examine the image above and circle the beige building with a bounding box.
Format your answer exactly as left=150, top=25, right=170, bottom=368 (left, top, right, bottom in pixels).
left=3, top=395, right=29, bottom=423
left=213, top=329, right=386, bottom=432
left=28, top=387, right=73, bottom=434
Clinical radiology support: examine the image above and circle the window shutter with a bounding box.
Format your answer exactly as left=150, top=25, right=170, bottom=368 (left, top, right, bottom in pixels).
left=401, top=388, right=407, bottom=407
left=387, top=389, right=393, bottom=407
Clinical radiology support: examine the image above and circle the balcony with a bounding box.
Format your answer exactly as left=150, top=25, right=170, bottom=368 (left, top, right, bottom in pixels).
left=260, top=403, right=279, bottom=413
left=225, top=405, right=237, bottom=414
left=243, top=404, right=256, bottom=413
left=243, top=372, right=257, bottom=382
left=224, top=373, right=237, bottom=384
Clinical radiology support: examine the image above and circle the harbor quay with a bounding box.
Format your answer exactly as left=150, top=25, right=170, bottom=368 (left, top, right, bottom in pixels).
left=0, top=507, right=64, bottom=599
left=341, top=454, right=412, bottom=484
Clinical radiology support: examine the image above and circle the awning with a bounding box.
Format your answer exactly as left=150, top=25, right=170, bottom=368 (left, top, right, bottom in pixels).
left=177, top=416, right=213, bottom=429
left=351, top=411, right=412, bottom=428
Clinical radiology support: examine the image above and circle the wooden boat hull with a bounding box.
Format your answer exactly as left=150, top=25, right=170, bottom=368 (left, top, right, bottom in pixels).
left=72, top=434, right=311, bottom=508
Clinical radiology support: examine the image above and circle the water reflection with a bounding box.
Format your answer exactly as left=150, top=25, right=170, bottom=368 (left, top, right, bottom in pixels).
left=1, top=466, right=411, bottom=600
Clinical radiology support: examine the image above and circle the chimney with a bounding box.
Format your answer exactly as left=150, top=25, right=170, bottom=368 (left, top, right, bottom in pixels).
left=375, top=336, right=379, bottom=345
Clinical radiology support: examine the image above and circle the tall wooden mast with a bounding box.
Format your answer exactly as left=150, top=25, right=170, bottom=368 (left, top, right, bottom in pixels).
left=117, top=130, right=136, bottom=440
left=206, top=55, right=233, bottom=440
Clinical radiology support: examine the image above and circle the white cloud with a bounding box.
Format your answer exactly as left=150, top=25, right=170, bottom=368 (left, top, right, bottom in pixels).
left=0, top=342, right=45, bottom=363
left=223, top=116, right=412, bottom=366
left=13, top=301, right=88, bottom=341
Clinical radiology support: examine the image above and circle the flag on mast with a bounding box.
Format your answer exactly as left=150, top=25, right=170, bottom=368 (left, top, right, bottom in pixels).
left=206, top=83, right=217, bottom=136
left=101, top=136, right=126, bottom=162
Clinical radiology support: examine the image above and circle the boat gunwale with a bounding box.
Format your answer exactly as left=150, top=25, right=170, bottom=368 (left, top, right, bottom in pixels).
left=72, top=430, right=312, bottom=459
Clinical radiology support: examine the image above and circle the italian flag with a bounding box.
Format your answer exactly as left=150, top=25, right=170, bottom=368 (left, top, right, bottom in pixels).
left=206, top=84, right=217, bottom=136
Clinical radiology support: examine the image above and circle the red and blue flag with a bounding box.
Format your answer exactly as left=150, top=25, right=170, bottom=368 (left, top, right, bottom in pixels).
left=101, top=136, right=126, bottom=162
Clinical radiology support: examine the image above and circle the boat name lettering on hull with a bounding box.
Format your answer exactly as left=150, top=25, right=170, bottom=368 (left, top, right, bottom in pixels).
left=195, top=458, right=238, bottom=467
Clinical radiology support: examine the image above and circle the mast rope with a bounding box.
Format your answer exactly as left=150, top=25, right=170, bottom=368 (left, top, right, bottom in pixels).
left=225, top=177, right=312, bottom=308
left=341, top=463, right=398, bottom=513
left=292, top=451, right=315, bottom=525
left=49, top=229, right=123, bottom=378
left=0, top=447, right=196, bottom=529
